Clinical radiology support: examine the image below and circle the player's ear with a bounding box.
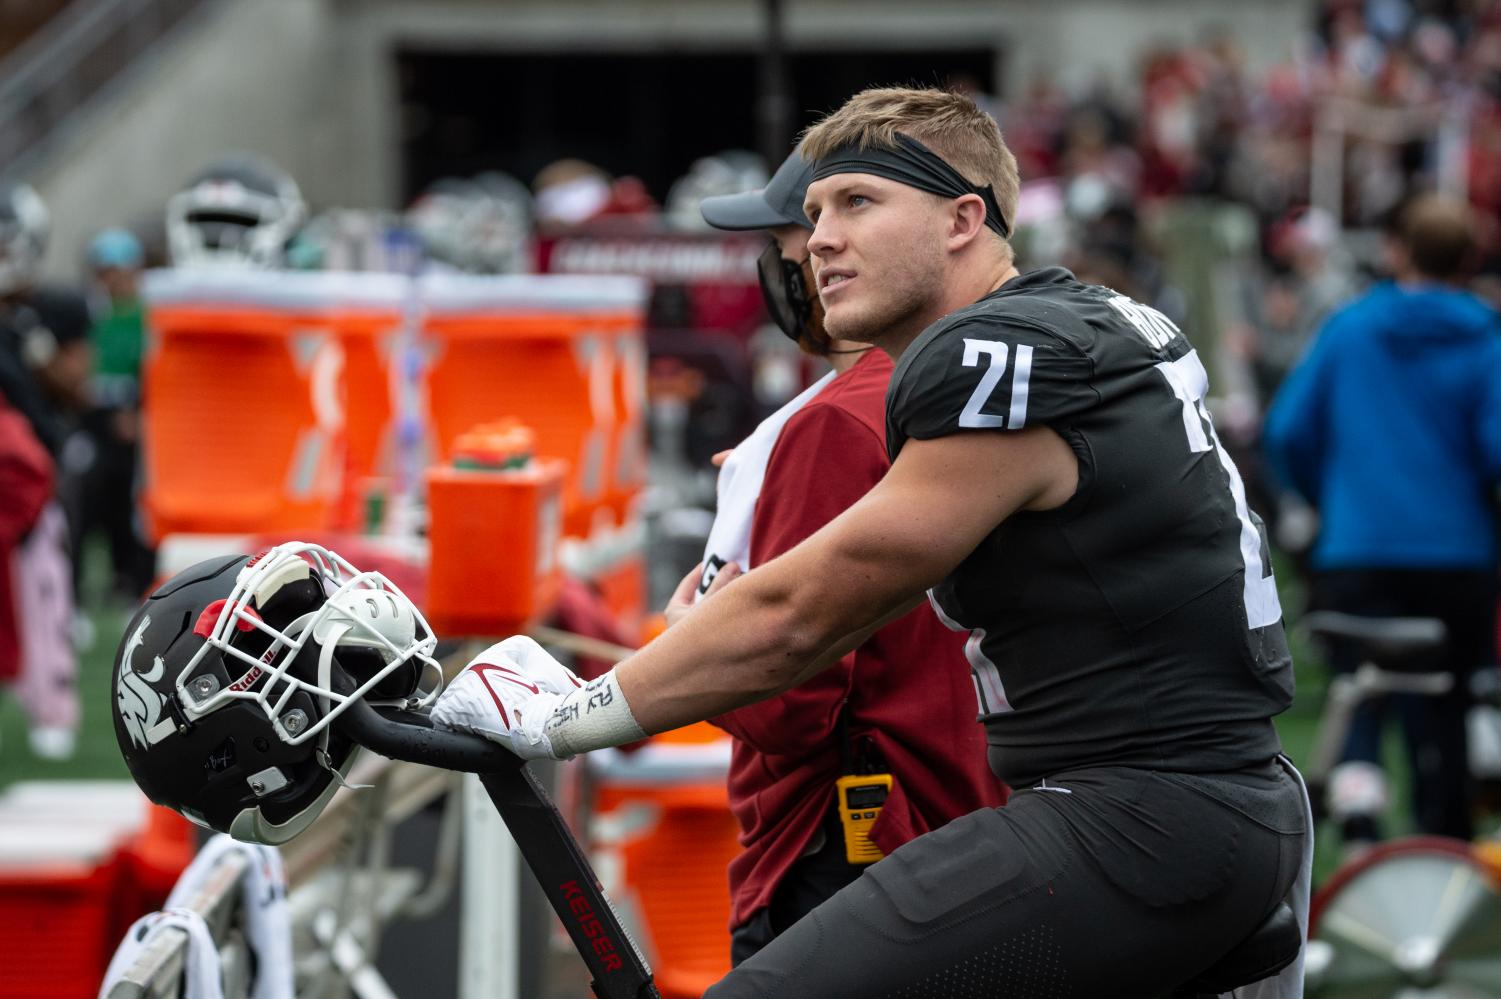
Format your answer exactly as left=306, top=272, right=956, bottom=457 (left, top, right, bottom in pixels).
left=947, top=193, right=988, bottom=252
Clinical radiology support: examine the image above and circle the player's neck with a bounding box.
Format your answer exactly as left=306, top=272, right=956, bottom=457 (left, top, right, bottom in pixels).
left=881, top=260, right=1021, bottom=361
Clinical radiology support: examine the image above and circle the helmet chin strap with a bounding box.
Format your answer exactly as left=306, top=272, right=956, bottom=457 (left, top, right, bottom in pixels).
left=314, top=627, right=370, bottom=791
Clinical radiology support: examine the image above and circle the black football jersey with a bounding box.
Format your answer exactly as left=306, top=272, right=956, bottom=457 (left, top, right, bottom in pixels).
left=886, top=268, right=1293, bottom=786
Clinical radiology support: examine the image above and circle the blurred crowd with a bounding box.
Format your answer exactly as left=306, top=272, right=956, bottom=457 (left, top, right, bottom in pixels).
left=1002, top=0, right=1501, bottom=401
left=1, top=1, right=1497, bottom=854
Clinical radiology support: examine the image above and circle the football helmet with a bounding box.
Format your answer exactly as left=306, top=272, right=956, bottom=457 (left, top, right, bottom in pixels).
left=0, top=183, right=48, bottom=296
left=664, top=151, right=768, bottom=231
left=406, top=173, right=533, bottom=274
left=112, top=542, right=440, bottom=843
left=166, top=153, right=306, bottom=269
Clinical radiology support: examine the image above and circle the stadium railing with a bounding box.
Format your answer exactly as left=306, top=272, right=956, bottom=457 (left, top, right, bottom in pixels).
left=0, top=0, right=220, bottom=181
left=104, top=755, right=463, bottom=999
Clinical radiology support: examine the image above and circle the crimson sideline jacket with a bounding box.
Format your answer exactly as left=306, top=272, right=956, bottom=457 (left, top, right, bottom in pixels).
left=710, top=349, right=1007, bottom=929
left=0, top=397, right=53, bottom=680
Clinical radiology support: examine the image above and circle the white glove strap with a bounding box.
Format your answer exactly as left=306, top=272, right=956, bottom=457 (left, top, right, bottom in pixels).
left=543, top=670, right=646, bottom=757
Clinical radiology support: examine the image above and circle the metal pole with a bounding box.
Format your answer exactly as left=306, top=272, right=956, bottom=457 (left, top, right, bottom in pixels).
left=757, top=0, right=792, bottom=163
left=460, top=774, right=520, bottom=999
left=1310, top=104, right=1344, bottom=229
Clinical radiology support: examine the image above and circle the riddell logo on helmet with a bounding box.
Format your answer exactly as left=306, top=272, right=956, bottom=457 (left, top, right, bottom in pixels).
left=559, top=880, right=623, bottom=972
left=228, top=665, right=265, bottom=693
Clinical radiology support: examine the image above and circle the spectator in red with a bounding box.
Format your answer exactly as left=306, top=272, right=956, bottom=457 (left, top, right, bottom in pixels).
left=0, top=182, right=81, bottom=759
left=0, top=395, right=52, bottom=686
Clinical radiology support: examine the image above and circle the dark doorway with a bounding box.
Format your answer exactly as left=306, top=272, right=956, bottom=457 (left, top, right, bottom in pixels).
left=396, top=47, right=998, bottom=203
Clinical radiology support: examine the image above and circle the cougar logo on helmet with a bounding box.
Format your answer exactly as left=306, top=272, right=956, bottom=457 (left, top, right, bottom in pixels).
left=117, top=614, right=169, bottom=750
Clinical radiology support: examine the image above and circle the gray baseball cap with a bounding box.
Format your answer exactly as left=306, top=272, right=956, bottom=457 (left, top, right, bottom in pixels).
left=699, top=149, right=815, bottom=232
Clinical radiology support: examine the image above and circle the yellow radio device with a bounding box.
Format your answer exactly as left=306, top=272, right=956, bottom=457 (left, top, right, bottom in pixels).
left=836, top=772, right=894, bottom=864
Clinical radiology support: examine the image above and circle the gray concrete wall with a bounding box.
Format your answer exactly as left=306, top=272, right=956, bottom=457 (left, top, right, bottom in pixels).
left=29, top=0, right=364, bottom=280
left=28, top=0, right=1314, bottom=280
left=348, top=0, right=1312, bottom=95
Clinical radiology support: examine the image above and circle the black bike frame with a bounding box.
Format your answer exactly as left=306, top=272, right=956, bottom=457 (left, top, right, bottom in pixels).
left=334, top=694, right=661, bottom=999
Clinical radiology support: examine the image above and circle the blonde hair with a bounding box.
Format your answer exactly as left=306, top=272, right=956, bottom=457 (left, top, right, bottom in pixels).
left=800, top=86, right=1020, bottom=235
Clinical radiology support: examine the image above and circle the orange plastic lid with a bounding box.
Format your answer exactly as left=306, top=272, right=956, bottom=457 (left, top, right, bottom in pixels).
left=452, top=418, right=537, bottom=469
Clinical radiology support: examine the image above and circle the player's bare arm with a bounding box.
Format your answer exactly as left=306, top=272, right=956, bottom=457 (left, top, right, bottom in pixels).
left=617, top=422, right=1078, bottom=734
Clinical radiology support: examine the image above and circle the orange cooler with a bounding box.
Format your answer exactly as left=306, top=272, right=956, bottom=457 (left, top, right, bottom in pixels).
left=609, top=331, right=649, bottom=525
left=425, top=458, right=567, bottom=636
left=418, top=274, right=647, bottom=540
left=141, top=270, right=406, bottom=540
left=589, top=725, right=738, bottom=999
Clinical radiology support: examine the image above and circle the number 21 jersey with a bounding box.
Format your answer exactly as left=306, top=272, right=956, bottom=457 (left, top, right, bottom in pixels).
left=886, top=267, right=1293, bottom=787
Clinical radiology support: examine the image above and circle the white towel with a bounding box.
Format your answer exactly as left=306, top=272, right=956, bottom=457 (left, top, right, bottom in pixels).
left=697, top=371, right=835, bottom=597
left=166, top=834, right=294, bottom=999
left=1231, top=755, right=1314, bottom=999
left=98, top=908, right=224, bottom=999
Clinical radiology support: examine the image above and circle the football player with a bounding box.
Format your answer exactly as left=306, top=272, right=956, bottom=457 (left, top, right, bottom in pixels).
left=435, top=87, right=1309, bottom=997
left=672, top=149, right=1004, bottom=964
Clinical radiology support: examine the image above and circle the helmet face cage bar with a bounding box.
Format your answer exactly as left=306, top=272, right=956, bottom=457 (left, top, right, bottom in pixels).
left=175, top=542, right=441, bottom=747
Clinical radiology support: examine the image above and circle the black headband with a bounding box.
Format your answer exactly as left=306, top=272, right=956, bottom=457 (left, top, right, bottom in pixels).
left=809, top=132, right=1010, bottom=238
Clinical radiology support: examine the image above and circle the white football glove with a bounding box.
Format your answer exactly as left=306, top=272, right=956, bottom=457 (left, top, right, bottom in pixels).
left=430, top=636, right=583, bottom=760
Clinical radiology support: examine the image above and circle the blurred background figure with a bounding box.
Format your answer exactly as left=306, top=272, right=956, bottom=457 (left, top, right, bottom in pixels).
left=0, top=393, right=54, bottom=756
left=1243, top=205, right=1356, bottom=404
left=73, top=227, right=154, bottom=603
left=1264, top=193, right=1501, bottom=849
left=0, top=181, right=81, bottom=761
left=0, top=183, right=66, bottom=454
left=533, top=158, right=657, bottom=230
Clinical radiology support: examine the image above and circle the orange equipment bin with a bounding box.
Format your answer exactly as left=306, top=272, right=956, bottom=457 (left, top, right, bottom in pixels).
left=0, top=859, right=119, bottom=999
left=608, top=330, right=649, bottom=528
left=140, top=270, right=406, bottom=541
left=589, top=724, right=740, bottom=999
left=0, top=782, right=184, bottom=999
left=426, top=447, right=567, bottom=637
left=419, top=274, right=650, bottom=635
left=418, top=274, right=647, bottom=542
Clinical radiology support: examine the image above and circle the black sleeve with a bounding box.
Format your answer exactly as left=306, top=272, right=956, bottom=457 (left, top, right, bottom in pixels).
left=27, top=287, right=93, bottom=346
left=885, top=319, right=1096, bottom=460
left=0, top=343, right=62, bottom=454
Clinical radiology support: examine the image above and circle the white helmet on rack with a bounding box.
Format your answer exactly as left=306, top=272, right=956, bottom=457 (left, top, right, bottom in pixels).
left=166, top=153, right=306, bottom=269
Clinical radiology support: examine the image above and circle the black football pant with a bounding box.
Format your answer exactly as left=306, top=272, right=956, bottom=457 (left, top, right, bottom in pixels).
left=1313, top=568, right=1496, bottom=840
left=705, top=760, right=1307, bottom=999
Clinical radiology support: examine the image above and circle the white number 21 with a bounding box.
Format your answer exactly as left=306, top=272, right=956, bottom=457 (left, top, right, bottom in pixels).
left=960, top=338, right=1033, bottom=429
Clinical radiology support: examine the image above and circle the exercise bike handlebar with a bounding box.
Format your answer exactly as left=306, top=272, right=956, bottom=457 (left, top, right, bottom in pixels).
left=332, top=689, right=526, bottom=774
left=327, top=667, right=660, bottom=999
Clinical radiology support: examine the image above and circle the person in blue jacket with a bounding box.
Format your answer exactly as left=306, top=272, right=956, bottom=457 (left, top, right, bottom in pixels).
left=1265, top=193, right=1501, bottom=844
